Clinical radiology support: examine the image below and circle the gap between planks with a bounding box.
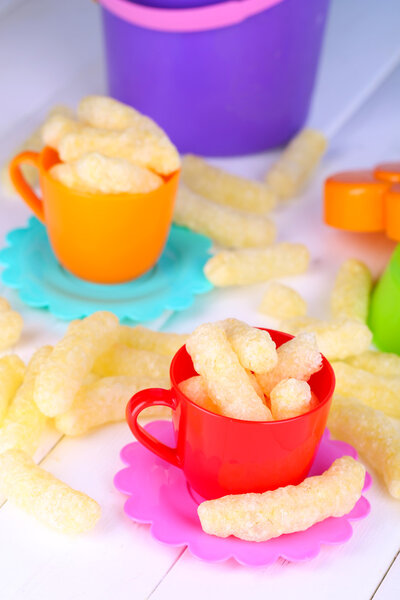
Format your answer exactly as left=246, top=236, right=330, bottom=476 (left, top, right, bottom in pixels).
left=370, top=548, right=400, bottom=600
left=146, top=549, right=187, bottom=600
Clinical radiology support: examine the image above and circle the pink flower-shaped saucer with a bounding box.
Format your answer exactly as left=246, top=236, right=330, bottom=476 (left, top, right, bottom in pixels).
left=114, top=421, right=371, bottom=566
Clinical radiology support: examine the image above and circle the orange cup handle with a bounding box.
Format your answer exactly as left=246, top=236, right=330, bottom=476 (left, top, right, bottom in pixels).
left=9, top=151, right=45, bottom=223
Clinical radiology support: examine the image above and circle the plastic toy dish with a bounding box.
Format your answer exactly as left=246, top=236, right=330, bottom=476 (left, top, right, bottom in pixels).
left=114, top=420, right=371, bottom=566
left=126, top=329, right=335, bottom=500
left=0, top=217, right=213, bottom=322
left=9, top=146, right=180, bottom=284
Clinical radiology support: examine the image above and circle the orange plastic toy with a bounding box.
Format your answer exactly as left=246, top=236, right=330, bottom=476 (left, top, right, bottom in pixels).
left=9, top=147, right=180, bottom=284
left=324, top=163, right=400, bottom=241
left=374, top=162, right=400, bottom=184
left=384, top=184, right=400, bottom=241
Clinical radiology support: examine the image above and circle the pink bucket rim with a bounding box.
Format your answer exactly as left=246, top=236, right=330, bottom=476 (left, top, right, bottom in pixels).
left=98, top=0, right=285, bottom=33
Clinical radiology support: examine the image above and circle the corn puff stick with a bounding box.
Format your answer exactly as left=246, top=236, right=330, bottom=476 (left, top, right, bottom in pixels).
left=330, top=259, right=372, bottom=322
left=179, top=372, right=264, bottom=415
left=205, top=243, right=310, bottom=286
left=174, top=184, right=276, bottom=249
left=0, top=450, right=101, bottom=534
left=34, top=312, right=119, bottom=417
left=78, top=95, right=164, bottom=137
left=72, top=152, right=162, bottom=193
left=247, top=371, right=265, bottom=400
left=181, top=154, right=276, bottom=214
left=346, top=350, right=400, bottom=377
left=328, top=396, right=400, bottom=498
left=59, top=127, right=180, bottom=176
left=219, top=318, right=277, bottom=373
left=83, top=372, right=100, bottom=386
left=119, top=325, right=187, bottom=358
left=332, top=361, right=400, bottom=418
left=42, top=114, right=82, bottom=149
left=198, top=456, right=365, bottom=541
left=55, top=375, right=170, bottom=436
left=259, top=282, right=307, bottom=319
left=256, top=332, right=322, bottom=396
left=265, top=129, right=327, bottom=200
left=92, top=344, right=170, bottom=379
left=270, top=378, right=312, bottom=420
left=0, top=346, right=51, bottom=455
left=50, top=152, right=162, bottom=194
left=1, top=105, right=72, bottom=195
left=281, top=316, right=372, bottom=361
left=186, top=323, right=272, bottom=421
left=0, top=297, right=23, bottom=351
left=0, top=355, right=25, bottom=425
left=179, top=376, right=220, bottom=413
left=50, top=163, right=92, bottom=193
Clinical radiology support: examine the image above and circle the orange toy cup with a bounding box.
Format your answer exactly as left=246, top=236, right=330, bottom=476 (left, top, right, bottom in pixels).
left=374, top=162, right=400, bottom=184
left=9, top=147, right=180, bottom=284
left=324, top=170, right=391, bottom=232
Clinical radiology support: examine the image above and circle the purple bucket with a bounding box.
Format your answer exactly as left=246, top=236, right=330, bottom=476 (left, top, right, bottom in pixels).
left=100, top=0, right=330, bottom=155
left=127, top=0, right=226, bottom=7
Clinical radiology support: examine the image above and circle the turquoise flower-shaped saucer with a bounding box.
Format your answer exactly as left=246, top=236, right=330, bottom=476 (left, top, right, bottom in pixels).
left=0, top=217, right=213, bottom=322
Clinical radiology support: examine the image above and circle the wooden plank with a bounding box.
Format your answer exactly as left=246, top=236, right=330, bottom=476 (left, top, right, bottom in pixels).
left=0, top=423, right=184, bottom=600
left=149, top=479, right=400, bottom=600
left=308, top=0, right=400, bottom=136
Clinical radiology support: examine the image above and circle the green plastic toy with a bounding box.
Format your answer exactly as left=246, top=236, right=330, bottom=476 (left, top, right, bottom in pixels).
left=369, top=244, right=400, bottom=354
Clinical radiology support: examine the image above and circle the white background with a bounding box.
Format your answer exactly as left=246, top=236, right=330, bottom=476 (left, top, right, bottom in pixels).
left=0, top=1, right=400, bottom=598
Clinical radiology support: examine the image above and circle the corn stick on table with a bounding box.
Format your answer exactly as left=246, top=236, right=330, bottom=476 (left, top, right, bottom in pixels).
left=0, top=0, right=400, bottom=598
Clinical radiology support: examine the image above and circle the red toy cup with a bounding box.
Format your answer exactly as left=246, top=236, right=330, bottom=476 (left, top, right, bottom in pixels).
left=126, top=329, right=335, bottom=500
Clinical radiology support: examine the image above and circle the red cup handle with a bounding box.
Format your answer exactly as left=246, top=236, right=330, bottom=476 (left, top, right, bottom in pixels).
left=126, top=388, right=182, bottom=468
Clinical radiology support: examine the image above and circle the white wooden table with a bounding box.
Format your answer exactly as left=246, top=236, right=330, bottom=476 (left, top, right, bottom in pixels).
left=0, top=1, right=400, bottom=598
